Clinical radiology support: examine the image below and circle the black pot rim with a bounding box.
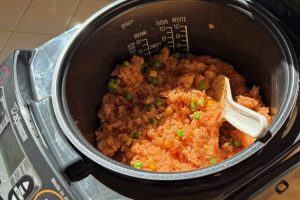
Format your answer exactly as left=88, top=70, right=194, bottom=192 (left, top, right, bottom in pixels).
left=52, top=0, right=299, bottom=181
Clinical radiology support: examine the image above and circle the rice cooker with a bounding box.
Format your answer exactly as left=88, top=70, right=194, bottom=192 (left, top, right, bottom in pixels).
left=0, top=0, right=299, bottom=199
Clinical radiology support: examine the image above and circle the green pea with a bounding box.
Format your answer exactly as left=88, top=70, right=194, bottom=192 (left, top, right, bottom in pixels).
left=192, top=112, right=201, bottom=120
left=189, top=102, right=196, bottom=111
left=133, top=161, right=143, bottom=169
left=115, top=77, right=121, bottom=85
left=208, top=156, right=217, bottom=164
left=124, top=92, right=133, bottom=102
left=198, top=82, right=208, bottom=90
left=149, top=117, right=158, bottom=125
left=108, top=79, right=115, bottom=89
left=121, top=61, right=130, bottom=66
left=132, top=131, right=141, bottom=139
left=154, top=99, right=162, bottom=107
left=197, top=98, right=205, bottom=107
left=233, top=139, right=241, bottom=147
left=177, top=130, right=184, bottom=137
left=108, top=78, right=119, bottom=93
left=153, top=61, right=163, bottom=70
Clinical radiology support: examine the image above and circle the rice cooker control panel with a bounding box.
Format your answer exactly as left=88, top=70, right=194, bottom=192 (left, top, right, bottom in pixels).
left=0, top=53, right=75, bottom=200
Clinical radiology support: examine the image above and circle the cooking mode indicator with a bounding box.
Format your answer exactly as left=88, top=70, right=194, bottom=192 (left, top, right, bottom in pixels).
left=8, top=175, right=34, bottom=200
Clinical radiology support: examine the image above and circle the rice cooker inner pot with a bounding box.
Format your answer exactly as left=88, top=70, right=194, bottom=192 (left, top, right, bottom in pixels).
left=53, top=0, right=298, bottom=181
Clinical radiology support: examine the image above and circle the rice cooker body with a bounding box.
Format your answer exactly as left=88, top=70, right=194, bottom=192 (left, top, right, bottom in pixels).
left=52, top=0, right=299, bottom=182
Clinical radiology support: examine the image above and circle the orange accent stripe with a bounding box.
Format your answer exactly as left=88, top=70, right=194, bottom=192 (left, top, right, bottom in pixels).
left=34, top=189, right=64, bottom=200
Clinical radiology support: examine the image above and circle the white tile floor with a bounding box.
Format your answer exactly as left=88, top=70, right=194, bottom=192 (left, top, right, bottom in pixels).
left=0, top=0, right=112, bottom=63
left=0, top=0, right=31, bottom=31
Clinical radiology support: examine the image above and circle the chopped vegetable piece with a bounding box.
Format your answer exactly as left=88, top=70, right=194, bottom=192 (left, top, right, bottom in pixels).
left=191, top=96, right=196, bottom=103
left=149, top=70, right=158, bottom=77
left=125, top=138, right=132, bottom=146
left=149, top=163, right=157, bottom=171
left=124, top=92, right=133, bottom=101
left=197, top=98, right=205, bottom=107
left=149, top=117, right=158, bottom=125
left=150, top=77, right=160, bottom=86
left=154, top=99, right=162, bottom=107
left=108, top=78, right=119, bottom=88
left=164, top=140, right=172, bottom=148
left=132, top=131, right=141, bottom=139
left=141, top=139, right=148, bottom=145
left=177, top=130, right=184, bottom=137
left=222, top=142, right=234, bottom=152
left=108, top=80, right=115, bottom=89
left=134, top=161, right=143, bottom=169
left=107, top=78, right=119, bottom=93
left=203, top=144, right=211, bottom=149
left=145, top=104, right=152, bottom=111
left=148, top=160, right=157, bottom=171
left=113, top=84, right=119, bottom=90
left=122, top=136, right=132, bottom=146
left=192, top=112, right=201, bottom=120
left=173, top=52, right=181, bottom=59
left=115, top=77, right=121, bottom=85
left=208, top=156, right=217, bottom=164
left=198, top=82, right=208, bottom=90
left=207, top=100, right=214, bottom=107
left=165, top=107, right=173, bottom=114
left=189, top=102, right=196, bottom=111
left=140, top=63, right=148, bottom=72
left=121, top=61, right=130, bottom=66
left=153, top=61, right=163, bottom=69
left=233, top=139, right=241, bottom=147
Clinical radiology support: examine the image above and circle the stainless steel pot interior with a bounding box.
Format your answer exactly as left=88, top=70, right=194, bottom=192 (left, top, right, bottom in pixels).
left=52, top=0, right=298, bottom=181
